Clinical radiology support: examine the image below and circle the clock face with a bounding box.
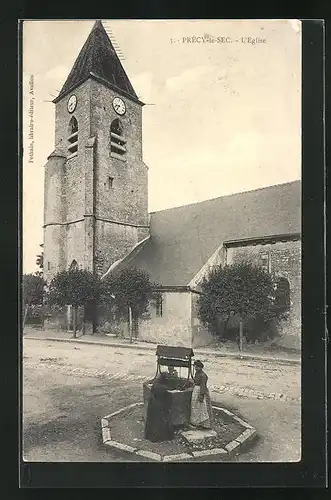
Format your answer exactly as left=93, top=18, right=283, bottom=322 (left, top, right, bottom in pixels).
left=67, top=95, right=77, bottom=113
left=112, top=97, right=126, bottom=115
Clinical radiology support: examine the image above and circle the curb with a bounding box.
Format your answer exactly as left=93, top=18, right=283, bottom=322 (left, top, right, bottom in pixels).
left=101, top=402, right=257, bottom=462
left=24, top=335, right=301, bottom=366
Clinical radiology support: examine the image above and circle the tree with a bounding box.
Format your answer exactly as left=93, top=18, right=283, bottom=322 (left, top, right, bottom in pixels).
left=22, top=273, right=46, bottom=328
left=197, top=262, right=276, bottom=350
left=100, top=267, right=154, bottom=343
left=47, top=269, right=100, bottom=338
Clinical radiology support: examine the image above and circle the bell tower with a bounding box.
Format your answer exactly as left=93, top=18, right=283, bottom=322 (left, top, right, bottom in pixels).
left=43, top=20, right=149, bottom=283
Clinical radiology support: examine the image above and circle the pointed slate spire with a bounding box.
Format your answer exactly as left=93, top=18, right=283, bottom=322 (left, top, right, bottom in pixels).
left=53, top=20, right=139, bottom=103
left=93, top=19, right=103, bottom=30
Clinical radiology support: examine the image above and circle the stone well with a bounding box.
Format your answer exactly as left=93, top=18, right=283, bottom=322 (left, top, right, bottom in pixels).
left=143, top=345, right=195, bottom=428
left=143, top=378, right=194, bottom=427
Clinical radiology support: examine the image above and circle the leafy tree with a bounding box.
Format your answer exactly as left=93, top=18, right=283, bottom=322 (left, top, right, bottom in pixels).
left=47, top=269, right=100, bottom=338
left=197, top=262, right=276, bottom=350
left=100, top=267, right=154, bottom=342
left=22, top=273, right=46, bottom=327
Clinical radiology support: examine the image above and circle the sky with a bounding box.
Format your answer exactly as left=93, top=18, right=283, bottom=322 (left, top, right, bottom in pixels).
left=22, top=19, right=301, bottom=273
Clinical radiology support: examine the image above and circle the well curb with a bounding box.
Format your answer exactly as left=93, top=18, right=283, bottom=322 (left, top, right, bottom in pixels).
left=100, top=402, right=257, bottom=462
left=24, top=335, right=301, bottom=366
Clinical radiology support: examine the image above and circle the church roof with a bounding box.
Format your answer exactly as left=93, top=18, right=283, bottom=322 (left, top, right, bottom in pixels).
left=118, top=181, right=301, bottom=286
left=53, top=20, right=139, bottom=103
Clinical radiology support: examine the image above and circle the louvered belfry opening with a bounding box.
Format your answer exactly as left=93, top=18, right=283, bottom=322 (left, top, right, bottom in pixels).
left=68, top=116, right=78, bottom=157
left=110, top=118, right=126, bottom=157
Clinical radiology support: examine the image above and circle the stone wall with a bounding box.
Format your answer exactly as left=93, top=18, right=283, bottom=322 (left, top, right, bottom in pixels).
left=90, top=80, right=149, bottom=274
left=65, top=222, right=86, bottom=269
left=43, top=225, right=61, bottom=282
left=94, top=222, right=147, bottom=276
left=54, top=80, right=92, bottom=155
left=91, top=81, right=147, bottom=225
left=65, top=156, right=85, bottom=221
left=44, top=81, right=93, bottom=281
left=44, top=77, right=149, bottom=282
left=43, top=153, right=66, bottom=282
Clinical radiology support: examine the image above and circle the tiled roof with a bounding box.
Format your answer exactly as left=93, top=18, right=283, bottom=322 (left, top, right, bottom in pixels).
left=119, top=181, right=301, bottom=286
left=54, top=20, right=139, bottom=103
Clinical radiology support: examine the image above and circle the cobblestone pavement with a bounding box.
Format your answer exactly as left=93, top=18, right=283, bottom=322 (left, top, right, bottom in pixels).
left=23, top=338, right=300, bottom=403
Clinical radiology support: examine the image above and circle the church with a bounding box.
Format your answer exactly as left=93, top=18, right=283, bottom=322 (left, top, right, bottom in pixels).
left=43, top=21, right=301, bottom=348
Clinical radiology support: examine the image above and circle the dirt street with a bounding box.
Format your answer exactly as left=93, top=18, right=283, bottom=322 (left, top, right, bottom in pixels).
left=23, top=338, right=301, bottom=462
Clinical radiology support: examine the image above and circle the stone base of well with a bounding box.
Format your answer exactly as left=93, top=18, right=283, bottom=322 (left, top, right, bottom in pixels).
left=101, top=402, right=257, bottom=462
left=180, top=428, right=217, bottom=444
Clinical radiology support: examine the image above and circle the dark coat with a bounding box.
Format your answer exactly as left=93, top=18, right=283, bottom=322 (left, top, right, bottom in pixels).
left=144, top=380, right=174, bottom=442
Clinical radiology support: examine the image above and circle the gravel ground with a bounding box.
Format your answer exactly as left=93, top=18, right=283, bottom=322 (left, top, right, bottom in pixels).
left=107, top=405, right=244, bottom=456
left=110, top=405, right=190, bottom=456
left=23, top=366, right=140, bottom=462
left=211, top=391, right=301, bottom=463
left=23, top=338, right=301, bottom=462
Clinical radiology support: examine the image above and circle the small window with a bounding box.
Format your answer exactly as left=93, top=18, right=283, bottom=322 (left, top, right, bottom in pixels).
left=108, top=176, right=114, bottom=189
left=47, top=261, right=50, bottom=271
left=69, top=259, right=78, bottom=271
left=110, top=118, right=126, bottom=157
left=68, top=116, right=78, bottom=157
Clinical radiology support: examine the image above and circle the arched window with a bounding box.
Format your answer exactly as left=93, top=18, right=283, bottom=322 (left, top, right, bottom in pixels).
left=68, top=116, right=78, bottom=157
left=274, top=277, right=290, bottom=316
left=110, top=118, right=126, bottom=157
left=69, top=259, right=78, bottom=271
